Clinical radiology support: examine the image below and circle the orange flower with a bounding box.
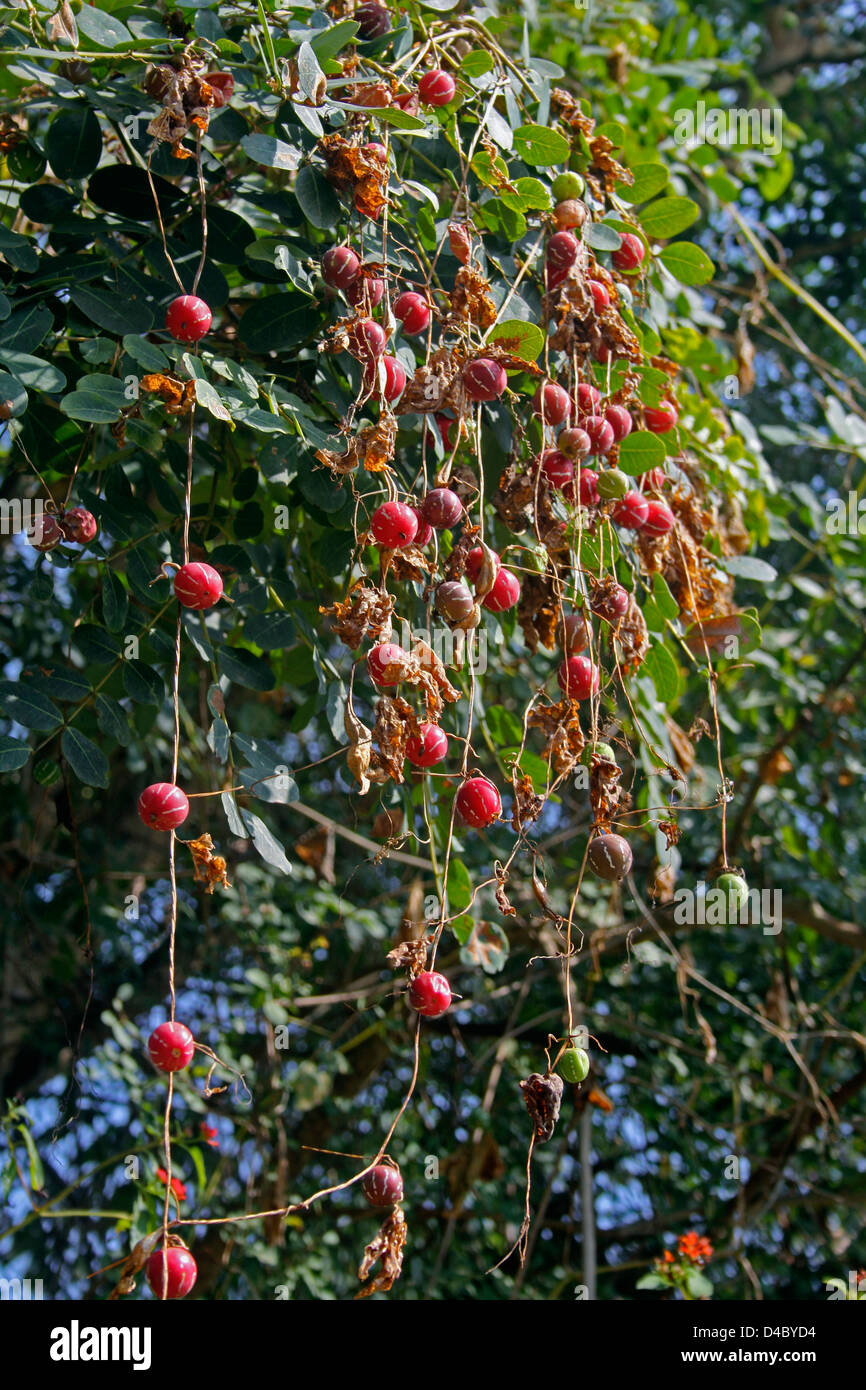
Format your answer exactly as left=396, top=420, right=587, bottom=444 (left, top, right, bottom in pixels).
left=156, top=1167, right=187, bottom=1202
left=662, top=1250, right=676, bottom=1264
left=678, top=1231, right=713, bottom=1264
left=200, top=1121, right=219, bottom=1148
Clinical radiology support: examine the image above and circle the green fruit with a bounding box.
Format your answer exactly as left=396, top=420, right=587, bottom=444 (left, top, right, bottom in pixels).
left=33, top=759, right=62, bottom=786
left=716, top=872, right=748, bottom=914
left=552, top=171, right=585, bottom=201
left=580, top=741, right=616, bottom=766
left=596, top=468, right=629, bottom=500
left=560, top=1046, right=590, bottom=1083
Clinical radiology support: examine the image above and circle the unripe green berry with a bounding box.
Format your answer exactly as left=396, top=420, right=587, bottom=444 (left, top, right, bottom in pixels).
left=580, top=742, right=617, bottom=767
left=596, top=468, right=630, bottom=500
left=552, top=171, right=585, bottom=201
left=560, top=1046, right=590, bottom=1083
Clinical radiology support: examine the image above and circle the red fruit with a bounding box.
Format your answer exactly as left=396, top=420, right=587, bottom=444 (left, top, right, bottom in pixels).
left=367, top=642, right=409, bottom=686
left=463, top=358, right=507, bottom=402
left=582, top=416, right=615, bottom=455
left=594, top=342, right=613, bottom=364
left=435, top=413, right=457, bottom=450
left=546, top=264, right=569, bottom=292
left=557, top=655, right=600, bottom=700
left=612, top=232, right=645, bottom=272
left=348, top=317, right=387, bottom=361
left=138, top=783, right=189, bottom=832
left=465, top=545, right=501, bottom=583
left=557, top=427, right=591, bottom=460
left=148, top=1021, right=195, bottom=1073
left=577, top=469, right=600, bottom=507
left=406, top=723, right=449, bottom=768
left=640, top=467, right=666, bottom=491
left=641, top=499, right=675, bottom=536
left=540, top=449, right=574, bottom=493
left=411, top=508, right=433, bottom=546
left=322, top=244, right=360, bottom=289
left=421, top=487, right=462, bottom=530
left=418, top=69, right=456, bottom=106
left=546, top=230, right=579, bottom=274
left=146, top=1247, right=198, bottom=1300
left=370, top=500, right=418, bottom=547
left=589, top=279, right=610, bottom=311
left=58, top=507, right=98, bottom=544
left=362, top=1164, right=404, bottom=1207
left=363, top=141, right=388, bottom=162
left=393, top=291, right=431, bottom=335
left=207, top=72, right=234, bottom=107
left=408, top=970, right=453, bottom=1016
left=553, top=198, right=585, bottom=230
left=455, top=776, right=501, bottom=829
left=482, top=567, right=520, bottom=613
left=604, top=404, right=633, bottom=442
left=165, top=294, right=212, bottom=343
left=365, top=354, right=406, bottom=402
left=591, top=584, right=629, bottom=622
left=435, top=580, right=474, bottom=623
left=562, top=613, right=591, bottom=654
left=644, top=402, right=678, bottom=433
left=173, top=562, right=223, bottom=610
left=347, top=275, right=385, bottom=308
left=611, top=491, right=649, bottom=529
left=355, top=2, right=390, bottom=40
left=533, top=381, right=572, bottom=426
left=27, top=512, right=63, bottom=551
left=448, top=223, right=471, bottom=264
left=576, top=382, right=600, bottom=413
left=587, top=832, right=633, bottom=882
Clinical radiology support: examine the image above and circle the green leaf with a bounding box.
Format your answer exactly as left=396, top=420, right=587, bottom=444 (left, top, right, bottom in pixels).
left=640, top=196, right=700, bottom=239
left=194, top=378, right=233, bottom=423
left=45, top=106, right=103, bottom=181
left=121, top=335, right=169, bottom=372
left=617, top=430, right=667, bottom=475
left=94, top=693, right=132, bottom=745
left=643, top=643, right=680, bottom=704
left=101, top=569, right=128, bottom=632
left=294, top=165, right=341, bottom=229
left=310, top=19, right=359, bottom=61
left=240, top=809, right=292, bottom=874
left=652, top=573, right=680, bottom=621
left=0, top=735, right=32, bottom=772
left=0, top=349, right=66, bottom=393
left=618, top=162, right=669, bottom=204
left=218, top=645, right=276, bottom=691
left=446, top=858, right=473, bottom=913
left=684, top=1266, right=713, bottom=1299
left=73, top=624, right=120, bottom=665
left=238, top=294, right=311, bottom=353
left=60, top=372, right=128, bottom=424
left=512, top=123, right=571, bottom=167
left=0, top=681, right=63, bottom=732
left=17, top=1124, right=45, bottom=1192
left=122, top=660, right=165, bottom=705
left=636, top=1273, right=669, bottom=1290
left=586, top=222, right=622, bottom=251
left=241, top=134, right=301, bottom=171
left=0, top=226, right=38, bottom=274
left=723, top=556, right=778, bottom=584
left=70, top=286, right=153, bottom=336
left=659, top=242, right=714, bottom=285
left=487, top=318, right=545, bottom=363
left=242, top=611, right=297, bottom=650
left=62, top=728, right=110, bottom=788
left=74, top=6, right=132, bottom=48
left=461, top=51, right=495, bottom=78
left=0, top=370, right=27, bottom=417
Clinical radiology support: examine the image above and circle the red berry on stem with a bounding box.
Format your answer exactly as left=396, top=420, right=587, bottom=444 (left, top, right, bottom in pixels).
left=362, top=1164, right=404, bottom=1207
left=348, top=317, right=387, bottom=361
left=611, top=491, right=649, bottom=529
left=435, top=413, right=456, bottom=450
left=207, top=72, right=234, bottom=107
left=562, top=612, right=591, bottom=654
left=546, top=230, right=579, bottom=274
left=138, top=783, right=189, bottom=831
left=348, top=275, right=385, bottom=309
left=421, top=487, right=462, bottom=530
left=411, top=508, right=433, bottom=546
left=465, top=545, right=501, bottom=583
left=455, top=776, right=501, bottom=828
left=644, top=402, right=678, bottom=433
left=577, top=469, right=600, bottom=507
left=370, top=500, right=418, bottom=548
left=641, top=499, right=675, bottom=536
left=165, top=294, right=212, bottom=343
left=463, top=358, right=507, bottom=402
left=557, top=655, right=600, bottom=700
left=418, top=69, right=456, bottom=106
left=482, top=567, right=520, bottom=613
left=59, top=507, right=98, bottom=544
left=435, top=580, right=474, bottom=623
left=557, top=427, right=592, bottom=461
left=612, top=233, right=645, bottom=272
left=587, top=832, right=633, bottom=882
left=591, top=584, right=630, bottom=622
left=409, top=970, right=452, bottom=1016
left=540, top=449, right=575, bottom=493
left=27, top=513, right=63, bottom=551
left=355, top=2, right=390, bottom=40
left=174, top=561, right=223, bottom=610
left=322, top=245, right=361, bottom=290
left=365, top=354, right=406, bottom=402
left=576, top=382, right=600, bottom=413
left=146, top=1247, right=198, bottom=1300
left=604, top=404, right=633, bottom=442
left=533, top=381, right=572, bottom=426
left=363, top=141, right=388, bottom=162
left=583, top=416, right=615, bottom=455
left=640, top=468, right=666, bottom=491
left=393, top=291, right=431, bottom=336
left=367, top=642, right=409, bottom=686
left=406, top=723, right=449, bottom=768
left=148, top=1021, right=195, bottom=1073
left=589, top=279, right=610, bottom=311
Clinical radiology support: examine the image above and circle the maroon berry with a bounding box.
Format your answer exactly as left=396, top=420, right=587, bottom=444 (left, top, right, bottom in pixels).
left=436, top=413, right=456, bottom=450
left=562, top=613, right=591, bottom=654
left=138, top=783, right=189, bottom=832
left=146, top=1247, right=198, bottom=1300
left=587, top=832, right=633, bottom=881
left=533, top=381, right=572, bottom=426
left=591, top=584, right=629, bottom=623
left=557, top=427, right=591, bottom=460
left=641, top=499, right=675, bottom=536
left=408, top=970, right=452, bottom=1016
left=165, top=294, right=212, bottom=343
left=465, top=545, right=501, bottom=583
left=557, top=655, right=600, bottom=700
left=348, top=317, right=387, bottom=361
left=355, top=2, right=390, bottom=40
left=577, top=469, right=600, bottom=507
left=367, top=642, right=409, bottom=686
left=370, top=500, right=418, bottom=548
left=589, top=279, right=610, bottom=311
left=362, top=1164, right=404, bottom=1207
left=27, top=512, right=63, bottom=551
left=365, top=354, right=406, bottom=402
left=455, top=777, right=501, bottom=828
left=539, top=449, right=574, bottom=493
left=148, top=1021, right=195, bottom=1073
left=611, top=491, right=649, bottom=529
left=644, top=402, right=678, bottom=433
left=481, top=567, right=520, bottom=613
left=58, top=507, right=98, bottom=544
left=553, top=198, right=586, bottom=230
left=411, top=508, right=433, bottom=546
left=207, top=72, right=234, bottom=108
left=173, top=561, right=223, bottom=610
left=435, top=580, right=474, bottom=623
left=582, top=416, right=615, bottom=456
left=418, top=69, right=456, bottom=106
left=406, top=724, right=449, bottom=768
left=546, top=230, right=579, bottom=274
left=640, top=468, right=666, bottom=491
left=322, top=245, right=361, bottom=290
left=348, top=275, right=385, bottom=309
left=611, top=233, right=645, bottom=272
left=421, top=487, right=462, bottom=530
left=393, top=291, right=431, bottom=335
left=604, top=404, right=633, bottom=442
left=463, top=358, right=507, bottom=402
left=576, top=382, right=600, bottom=413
